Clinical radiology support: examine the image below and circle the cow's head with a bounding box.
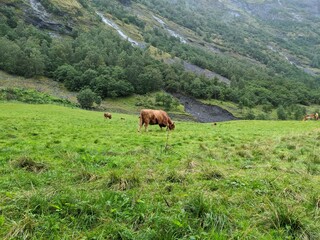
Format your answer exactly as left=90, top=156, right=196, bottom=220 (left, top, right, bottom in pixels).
left=168, top=122, right=175, bottom=130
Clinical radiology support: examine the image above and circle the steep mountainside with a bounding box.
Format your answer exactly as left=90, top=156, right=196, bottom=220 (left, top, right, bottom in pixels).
left=1, top=0, right=320, bottom=114
left=136, top=0, right=320, bottom=74
left=3, top=0, right=320, bottom=74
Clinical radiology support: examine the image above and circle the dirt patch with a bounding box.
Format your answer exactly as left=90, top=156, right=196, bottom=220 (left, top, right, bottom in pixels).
left=12, top=156, right=47, bottom=173
left=172, top=93, right=237, bottom=122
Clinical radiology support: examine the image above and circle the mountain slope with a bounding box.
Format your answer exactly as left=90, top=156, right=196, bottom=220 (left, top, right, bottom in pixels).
left=1, top=0, right=320, bottom=114
left=135, top=0, right=320, bottom=74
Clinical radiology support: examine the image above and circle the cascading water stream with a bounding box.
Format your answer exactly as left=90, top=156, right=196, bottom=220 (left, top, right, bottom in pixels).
left=153, top=15, right=187, bottom=44
left=96, top=12, right=140, bottom=47
left=29, top=0, right=51, bottom=21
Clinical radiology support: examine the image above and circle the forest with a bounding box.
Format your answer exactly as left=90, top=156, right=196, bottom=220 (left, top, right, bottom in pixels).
left=0, top=0, right=320, bottom=116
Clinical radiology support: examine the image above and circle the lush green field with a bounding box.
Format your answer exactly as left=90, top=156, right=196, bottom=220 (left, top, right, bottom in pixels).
left=1, top=103, right=320, bottom=239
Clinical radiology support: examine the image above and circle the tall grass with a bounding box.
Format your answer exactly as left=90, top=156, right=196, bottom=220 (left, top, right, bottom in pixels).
left=1, top=103, right=320, bottom=239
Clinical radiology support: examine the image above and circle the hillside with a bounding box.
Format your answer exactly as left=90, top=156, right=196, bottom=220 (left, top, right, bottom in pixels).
left=1, top=103, right=320, bottom=239
left=0, top=0, right=320, bottom=117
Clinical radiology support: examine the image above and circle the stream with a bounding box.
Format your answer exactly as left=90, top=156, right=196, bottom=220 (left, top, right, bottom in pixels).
left=96, top=12, right=141, bottom=47
left=153, top=15, right=187, bottom=44
left=29, top=0, right=51, bottom=19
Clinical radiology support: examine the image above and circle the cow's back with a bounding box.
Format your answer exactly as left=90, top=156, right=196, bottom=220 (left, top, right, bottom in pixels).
left=140, top=109, right=154, bottom=123
left=139, top=109, right=174, bottom=131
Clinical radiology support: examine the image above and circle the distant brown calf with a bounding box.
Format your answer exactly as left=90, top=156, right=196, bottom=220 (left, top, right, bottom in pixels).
left=138, top=109, right=175, bottom=132
left=302, top=113, right=319, bottom=121
left=104, top=112, right=112, bottom=119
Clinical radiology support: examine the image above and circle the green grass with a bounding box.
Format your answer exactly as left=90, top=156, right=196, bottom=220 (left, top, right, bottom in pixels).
left=1, top=102, right=320, bottom=239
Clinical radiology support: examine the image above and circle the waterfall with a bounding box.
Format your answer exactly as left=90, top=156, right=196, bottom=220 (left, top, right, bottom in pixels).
left=96, top=12, right=140, bottom=46
left=29, top=0, right=51, bottom=20
left=153, top=15, right=187, bottom=44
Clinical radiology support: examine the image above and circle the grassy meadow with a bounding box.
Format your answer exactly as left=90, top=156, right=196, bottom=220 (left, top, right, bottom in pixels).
left=1, top=102, right=320, bottom=239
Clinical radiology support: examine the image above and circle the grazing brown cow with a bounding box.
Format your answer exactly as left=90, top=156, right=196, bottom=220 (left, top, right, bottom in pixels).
left=104, top=112, right=112, bottom=119
left=302, top=113, right=319, bottom=121
left=138, top=109, right=175, bottom=132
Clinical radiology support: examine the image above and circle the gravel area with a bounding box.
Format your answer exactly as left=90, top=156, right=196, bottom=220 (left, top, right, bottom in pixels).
left=172, top=93, right=237, bottom=122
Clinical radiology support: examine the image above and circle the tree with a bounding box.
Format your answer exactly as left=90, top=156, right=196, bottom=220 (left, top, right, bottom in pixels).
left=90, top=74, right=134, bottom=98
left=81, top=69, right=98, bottom=88
left=47, top=39, right=73, bottom=73
left=136, top=65, right=163, bottom=94
left=277, top=105, right=286, bottom=120
left=18, top=37, right=45, bottom=77
left=293, top=105, right=306, bottom=120
left=245, top=110, right=255, bottom=120
left=155, top=92, right=178, bottom=110
left=0, top=37, right=21, bottom=74
left=311, top=54, right=320, bottom=68
left=80, top=50, right=105, bottom=70
left=53, top=64, right=81, bottom=91
left=107, top=79, right=134, bottom=98
left=77, top=88, right=100, bottom=109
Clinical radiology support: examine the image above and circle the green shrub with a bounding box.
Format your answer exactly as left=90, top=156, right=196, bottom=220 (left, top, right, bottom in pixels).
left=277, top=105, right=287, bottom=120
left=76, top=88, right=100, bottom=109
left=0, top=88, right=74, bottom=106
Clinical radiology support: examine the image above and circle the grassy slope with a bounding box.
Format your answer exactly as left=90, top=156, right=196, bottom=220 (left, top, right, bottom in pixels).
left=1, top=102, right=320, bottom=239
left=0, top=71, right=78, bottom=103
left=0, top=70, right=188, bottom=115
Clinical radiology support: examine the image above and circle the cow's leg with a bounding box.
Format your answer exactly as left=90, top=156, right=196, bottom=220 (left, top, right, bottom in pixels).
left=144, top=122, right=149, bottom=132
left=138, top=117, right=143, bottom=132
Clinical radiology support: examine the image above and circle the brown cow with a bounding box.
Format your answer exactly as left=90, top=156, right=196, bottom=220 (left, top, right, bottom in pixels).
left=104, top=112, right=112, bottom=119
left=302, top=113, right=319, bottom=121
left=138, top=109, right=175, bottom=132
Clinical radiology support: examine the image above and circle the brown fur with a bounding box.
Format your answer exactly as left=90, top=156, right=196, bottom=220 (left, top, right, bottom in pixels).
left=104, top=112, right=112, bottom=119
left=138, top=109, right=175, bottom=132
left=303, top=113, right=319, bottom=121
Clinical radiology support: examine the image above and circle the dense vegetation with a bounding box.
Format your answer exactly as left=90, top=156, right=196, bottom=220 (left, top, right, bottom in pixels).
left=135, top=0, right=320, bottom=102
left=0, top=14, right=233, bottom=104
left=0, top=0, right=320, bottom=112
left=0, top=87, right=75, bottom=106
left=1, top=103, right=320, bottom=239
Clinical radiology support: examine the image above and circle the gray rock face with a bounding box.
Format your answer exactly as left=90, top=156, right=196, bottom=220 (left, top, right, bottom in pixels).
left=25, top=0, right=72, bottom=34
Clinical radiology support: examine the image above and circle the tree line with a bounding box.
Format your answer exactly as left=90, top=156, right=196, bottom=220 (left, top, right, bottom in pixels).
left=1, top=2, right=320, bottom=112
left=0, top=15, right=229, bottom=101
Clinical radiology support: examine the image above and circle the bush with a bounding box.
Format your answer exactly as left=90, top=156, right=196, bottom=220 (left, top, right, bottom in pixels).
left=53, top=65, right=81, bottom=91
left=77, top=88, right=100, bottom=109
left=277, top=105, right=287, bottom=120
left=0, top=88, right=74, bottom=106
left=245, top=110, right=255, bottom=120
left=155, top=92, right=179, bottom=110
left=256, top=113, right=269, bottom=120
